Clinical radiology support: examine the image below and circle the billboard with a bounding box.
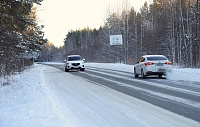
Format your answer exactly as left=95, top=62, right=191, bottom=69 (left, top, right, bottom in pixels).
left=109, top=35, right=123, bottom=45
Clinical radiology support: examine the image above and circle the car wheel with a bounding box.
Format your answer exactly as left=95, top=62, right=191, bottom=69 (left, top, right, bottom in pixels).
left=80, top=68, right=85, bottom=71
left=158, top=74, right=162, bottom=78
left=65, top=68, right=69, bottom=72
left=134, top=69, right=138, bottom=78
left=141, top=69, right=146, bottom=79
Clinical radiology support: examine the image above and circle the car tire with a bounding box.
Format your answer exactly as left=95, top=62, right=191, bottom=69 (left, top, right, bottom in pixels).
left=141, top=69, right=146, bottom=79
left=65, top=68, right=69, bottom=72
left=134, top=69, right=138, bottom=78
left=158, top=74, right=162, bottom=78
left=80, top=68, right=85, bottom=71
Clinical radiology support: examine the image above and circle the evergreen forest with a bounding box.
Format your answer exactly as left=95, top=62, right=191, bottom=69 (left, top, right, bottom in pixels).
left=62, top=0, right=200, bottom=68
left=1, top=0, right=200, bottom=81
left=0, top=0, right=47, bottom=80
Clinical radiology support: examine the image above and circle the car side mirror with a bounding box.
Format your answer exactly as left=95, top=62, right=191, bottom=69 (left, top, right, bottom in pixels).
left=82, top=59, right=85, bottom=61
left=64, top=59, right=67, bottom=62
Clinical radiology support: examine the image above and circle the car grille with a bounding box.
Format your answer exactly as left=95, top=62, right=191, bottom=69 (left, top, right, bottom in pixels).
left=72, top=63, right=80, bottom=66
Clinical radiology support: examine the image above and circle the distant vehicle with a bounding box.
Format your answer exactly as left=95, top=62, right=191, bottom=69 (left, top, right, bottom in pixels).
left=134, top=55, right=172, bottom=78
left=64, top=55, right=85, bottom=72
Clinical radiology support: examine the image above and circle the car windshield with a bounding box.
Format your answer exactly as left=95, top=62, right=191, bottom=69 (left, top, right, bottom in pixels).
left=147, top=56, right=168, bottom=61
left=68, top=56, right=81, bottom=61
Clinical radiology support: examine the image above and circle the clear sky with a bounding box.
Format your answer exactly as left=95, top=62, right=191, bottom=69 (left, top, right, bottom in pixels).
left=36, top=0, right=152, bottom=47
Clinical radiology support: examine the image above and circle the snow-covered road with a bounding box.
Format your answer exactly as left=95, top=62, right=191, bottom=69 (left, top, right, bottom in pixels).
left=0, top=63, right=200, bottom=127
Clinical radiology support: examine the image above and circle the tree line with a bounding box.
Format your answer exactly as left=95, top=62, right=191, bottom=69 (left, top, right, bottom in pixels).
left=0, top=0, right=47, bottom=84
left=39, top=41, right=65, bottom=62
left=63, top=0, right=200, bottom=68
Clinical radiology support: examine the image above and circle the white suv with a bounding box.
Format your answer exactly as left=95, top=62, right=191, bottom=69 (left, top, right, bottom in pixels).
left=64, top=55, right=85, bottom=72
left=134, top=55, right=172, bottom=78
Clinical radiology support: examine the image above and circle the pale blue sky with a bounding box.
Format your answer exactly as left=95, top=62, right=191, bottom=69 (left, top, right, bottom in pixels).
left=37, top=0, right=152, bottom=47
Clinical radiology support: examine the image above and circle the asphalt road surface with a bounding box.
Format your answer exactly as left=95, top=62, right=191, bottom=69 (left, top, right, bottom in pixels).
left=47, top=63, right=200, bottom=123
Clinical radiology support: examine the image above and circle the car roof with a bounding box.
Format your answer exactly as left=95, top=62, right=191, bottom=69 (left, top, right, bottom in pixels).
left=67, top=55, right=81, bottom=57
left=142, top=55, right=166, bottom=57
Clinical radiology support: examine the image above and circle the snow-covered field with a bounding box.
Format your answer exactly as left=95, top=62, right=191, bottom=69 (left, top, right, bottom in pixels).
left=0, top=63, right=200, bottom=127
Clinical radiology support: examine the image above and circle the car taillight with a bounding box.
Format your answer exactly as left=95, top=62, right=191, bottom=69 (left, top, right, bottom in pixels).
left=165, top=61, right=172, bottom=65
left=145, top=62, right=154, bottom=66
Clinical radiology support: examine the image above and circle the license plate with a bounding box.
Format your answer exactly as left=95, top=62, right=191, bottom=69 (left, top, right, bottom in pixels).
left=158, top=69, right=166, bottom=72
left=156, top=63, right=164, bottom=66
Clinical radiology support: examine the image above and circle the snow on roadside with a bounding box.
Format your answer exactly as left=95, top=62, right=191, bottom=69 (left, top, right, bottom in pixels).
left=85, top=63, right=134, bottom=73
left=167, top=68, right=200, bottom=82
left=0, top=64, right=68, bottom=127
